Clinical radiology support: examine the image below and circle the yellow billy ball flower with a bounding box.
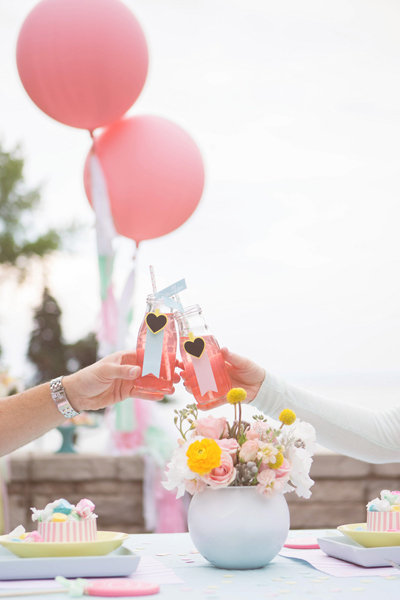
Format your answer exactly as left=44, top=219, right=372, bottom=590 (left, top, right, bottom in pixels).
left=227, top=387, right=247, bottom=404
left=279, top=409, right=296, bottom=426
left=269, top=451, right=284, bottom=470
left=186, top=438, right=222, bottom=475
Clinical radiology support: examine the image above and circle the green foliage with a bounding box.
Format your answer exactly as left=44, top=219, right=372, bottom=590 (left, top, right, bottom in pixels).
left=174, top=403, right=199, bottom=440
left=0, top=143, right=61, bottom=270
left=28, top=287, right=98, bottom=385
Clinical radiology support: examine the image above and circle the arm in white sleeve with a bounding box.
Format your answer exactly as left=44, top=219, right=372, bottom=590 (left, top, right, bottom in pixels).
left=253, top=372, right=400, bottom=464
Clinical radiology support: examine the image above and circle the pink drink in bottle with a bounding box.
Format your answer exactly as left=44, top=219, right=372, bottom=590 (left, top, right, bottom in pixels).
left=175, top=305, right=231, bottom=410
left=133, top=295, right=177, bottom=399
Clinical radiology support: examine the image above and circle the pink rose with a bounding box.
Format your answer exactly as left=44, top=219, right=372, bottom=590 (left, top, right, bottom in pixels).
left=217, top=438, right=239, bottom=457
left=275, top=458, right=291, bottom=480
left=202, top=451, right=236, bottom=488
left=194, top=416, right=228, bottom=439
left=245, top=427, right=262, bottom=441
left=185, top=478, right=206, bottom=495
left=245, top=422, right=271, bottom=442
left=239, top=439, right=259, bottom=462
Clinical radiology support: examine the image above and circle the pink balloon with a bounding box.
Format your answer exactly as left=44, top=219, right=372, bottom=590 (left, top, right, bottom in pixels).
left=16, top=0, right=148, bottom=130
left=84, top=116, right=205, bottom=242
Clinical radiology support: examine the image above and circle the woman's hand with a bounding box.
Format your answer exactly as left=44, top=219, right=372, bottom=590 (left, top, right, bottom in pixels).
left=220, top=348, right=266, bottom=402
left=179, top=348, right=265, bottom=404
left=63, top=351, right=180, bottom=412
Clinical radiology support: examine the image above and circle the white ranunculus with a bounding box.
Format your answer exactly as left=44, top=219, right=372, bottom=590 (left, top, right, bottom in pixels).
left=290, top=420, right=316, bottom=454
left=287, top=447, right=315, bottom=499
left=162, top=437, right=204, bottom=499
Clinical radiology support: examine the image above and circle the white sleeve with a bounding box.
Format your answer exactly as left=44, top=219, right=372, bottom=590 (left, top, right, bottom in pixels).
left=253, top=372, right=400, bottom=464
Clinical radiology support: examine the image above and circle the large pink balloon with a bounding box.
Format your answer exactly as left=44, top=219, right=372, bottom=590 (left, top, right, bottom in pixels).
left=84, top=116, right=205, bottom=242
left=16, top=0, right=148, bottom=130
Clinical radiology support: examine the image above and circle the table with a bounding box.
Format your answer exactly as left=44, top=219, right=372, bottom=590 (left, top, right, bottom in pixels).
left=1, top=531, right=399, bottom=599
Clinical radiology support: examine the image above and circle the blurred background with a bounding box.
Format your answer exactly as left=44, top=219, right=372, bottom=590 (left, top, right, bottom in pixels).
left=1, top=0, right=400, bottom=453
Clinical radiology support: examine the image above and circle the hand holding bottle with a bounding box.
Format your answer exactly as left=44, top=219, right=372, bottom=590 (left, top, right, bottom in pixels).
left=179, top=348, right=265, bottom=405
left=175, top=306, right=232, bottom=410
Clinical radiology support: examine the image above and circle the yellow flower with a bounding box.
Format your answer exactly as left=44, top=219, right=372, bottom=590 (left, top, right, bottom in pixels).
left=279, top=409, right=296, bottom=426
left=269, top=451, right=284, bottom=469
left=226, top=387, right=247, bottom=404
left=186, top=438, right=222, bottom=475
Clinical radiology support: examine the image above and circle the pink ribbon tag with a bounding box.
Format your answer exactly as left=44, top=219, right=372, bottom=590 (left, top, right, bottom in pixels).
left=192, top=353, right=218, bottom=396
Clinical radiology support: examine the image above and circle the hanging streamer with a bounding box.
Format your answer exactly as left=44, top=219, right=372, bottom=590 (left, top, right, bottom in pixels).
left=89, top=149, right=139, bottom=439
left=89, top=152, right=118, bottom=356
left=117, top=250, right=138, bottom=348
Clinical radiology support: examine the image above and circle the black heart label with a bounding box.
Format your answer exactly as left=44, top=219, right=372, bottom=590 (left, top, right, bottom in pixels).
left=145, top=312, right=168, bottom=334
left=184, top=337, right=206, bottom=358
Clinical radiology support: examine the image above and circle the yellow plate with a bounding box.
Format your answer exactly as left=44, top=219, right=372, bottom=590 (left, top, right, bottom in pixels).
left=0, top=531, right=129, bottom=558
left=337, top=523, right=400, bottom=548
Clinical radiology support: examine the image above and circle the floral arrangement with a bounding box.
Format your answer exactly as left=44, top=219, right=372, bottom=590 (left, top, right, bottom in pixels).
left=164, top=388, right=316, bottom=499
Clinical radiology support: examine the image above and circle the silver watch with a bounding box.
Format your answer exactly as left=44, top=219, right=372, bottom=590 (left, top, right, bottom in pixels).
left=50, top=376, right=80, bottom=419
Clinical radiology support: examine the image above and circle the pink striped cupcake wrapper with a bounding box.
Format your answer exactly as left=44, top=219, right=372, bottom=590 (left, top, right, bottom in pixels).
left=37, top=518, right=97, bottom=542
left=367, top=511, right=400, bottom=531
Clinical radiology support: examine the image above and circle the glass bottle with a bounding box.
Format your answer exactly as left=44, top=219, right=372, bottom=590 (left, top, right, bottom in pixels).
left=175, top=305, right=231, bottom=410
left=133, top=294, right=177, bottom=398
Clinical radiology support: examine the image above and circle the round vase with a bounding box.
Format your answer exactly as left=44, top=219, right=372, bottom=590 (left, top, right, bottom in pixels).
left=188, top=486, right=290, bottom=569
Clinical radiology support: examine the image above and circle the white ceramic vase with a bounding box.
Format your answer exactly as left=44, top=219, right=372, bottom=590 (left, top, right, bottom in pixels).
left=188, top=486, right=290, bottom=569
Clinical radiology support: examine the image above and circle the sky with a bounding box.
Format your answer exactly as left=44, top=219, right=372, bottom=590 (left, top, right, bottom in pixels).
left=1, top=0, right=400, bottom=408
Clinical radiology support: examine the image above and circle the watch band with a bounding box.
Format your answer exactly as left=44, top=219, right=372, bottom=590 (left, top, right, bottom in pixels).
left=50, top=376, right=80, bottom=419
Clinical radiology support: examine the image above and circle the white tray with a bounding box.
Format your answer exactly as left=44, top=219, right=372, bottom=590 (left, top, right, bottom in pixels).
left=0, top=545, right=139, bottom=580
left=318, top=535, right=400, bottom=567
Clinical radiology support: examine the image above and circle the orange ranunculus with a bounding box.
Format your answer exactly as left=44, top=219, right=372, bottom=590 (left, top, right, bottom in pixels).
left=186, top=438, right=222, bottom=475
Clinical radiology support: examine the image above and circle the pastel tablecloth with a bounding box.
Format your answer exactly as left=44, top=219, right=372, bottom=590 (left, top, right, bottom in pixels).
left=1, top=531, right=399, bottom=599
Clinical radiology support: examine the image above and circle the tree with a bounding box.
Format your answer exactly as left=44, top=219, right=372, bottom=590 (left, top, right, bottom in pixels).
left=28, top=287, right=66, bottom=384
left=0, top=141, right=68, bottom=364
left=0, top=143, right=61, bottom=272
left=28, top=287, right=98, bottom=385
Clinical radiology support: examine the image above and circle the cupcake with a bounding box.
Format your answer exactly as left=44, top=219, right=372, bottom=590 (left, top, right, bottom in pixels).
left=366, top=490, right=400, bottom=531
left=31, top=498, right=97, bottom=542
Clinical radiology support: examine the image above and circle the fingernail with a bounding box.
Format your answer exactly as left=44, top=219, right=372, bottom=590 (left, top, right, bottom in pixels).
left=129, top=366, right=140, bottom=377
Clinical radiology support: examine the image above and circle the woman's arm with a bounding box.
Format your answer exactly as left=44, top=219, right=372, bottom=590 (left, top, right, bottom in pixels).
left=253, top=371, right=400, bottom=463
left=0, top=382, right=66, bottom=456
left=0, top=351, right=178, bottom=457
left=220, top=349, right=400, bottom=464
